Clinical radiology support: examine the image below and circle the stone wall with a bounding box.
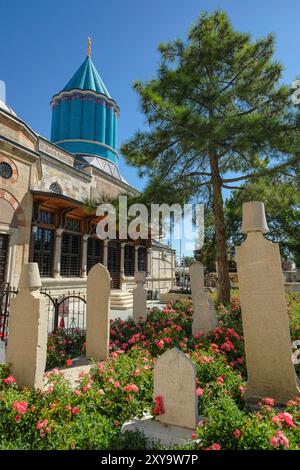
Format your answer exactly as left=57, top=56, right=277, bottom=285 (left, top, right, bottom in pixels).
left=0, top=114, right=38, bottom=286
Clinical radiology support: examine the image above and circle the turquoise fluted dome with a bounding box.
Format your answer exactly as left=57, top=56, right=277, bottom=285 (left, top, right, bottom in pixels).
left=63, top=56, right=111, bottom=97
left=50, top=53, right=119, bottom=164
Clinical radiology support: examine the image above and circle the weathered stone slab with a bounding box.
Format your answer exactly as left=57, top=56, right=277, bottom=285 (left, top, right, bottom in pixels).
left=236, top=201, right=299, bottom=405
left=190, top=261, right=217, bottom=335
left=132, top=271, right=147, bottom=322
left=86, top=263, right=111, bottom=361
left=122, top=413, right=195, bottom=446
left=6, top=263, right=48, bottom=390
left=154, top=348, right=198, bottom=429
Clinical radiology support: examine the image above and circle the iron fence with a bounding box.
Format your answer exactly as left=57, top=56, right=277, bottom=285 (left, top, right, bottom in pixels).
left=42, top=289, right=87, bottom=333
left=0, top=283, right=19, bottom=341
left=0, top=283, right=87, bottom=341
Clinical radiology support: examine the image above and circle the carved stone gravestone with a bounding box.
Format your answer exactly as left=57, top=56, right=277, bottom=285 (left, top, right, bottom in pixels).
left=236, top=201, right=299, bottom=405
left=132, top=271, right=147, bottom=322
left=6, top=263, right=48, bottom=390
left=86, top=263, right=111, bottom=361
left=154, top=348, right=198, bottom=429
left=190, top=261, right=217, bottom=335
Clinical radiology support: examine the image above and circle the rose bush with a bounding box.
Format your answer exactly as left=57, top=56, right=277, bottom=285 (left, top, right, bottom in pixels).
left=0, top=292, right=299, bottom=450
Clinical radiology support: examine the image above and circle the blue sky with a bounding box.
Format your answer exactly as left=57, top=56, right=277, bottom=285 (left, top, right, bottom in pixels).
left=1, top=0, right=300, bottom=255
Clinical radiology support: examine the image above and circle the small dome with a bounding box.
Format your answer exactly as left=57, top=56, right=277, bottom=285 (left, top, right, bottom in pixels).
left=63, top=56, right=111, bottom=98
left=0, top=99, right=17, bottom=116
left=50, top=43, right=119, bottom=164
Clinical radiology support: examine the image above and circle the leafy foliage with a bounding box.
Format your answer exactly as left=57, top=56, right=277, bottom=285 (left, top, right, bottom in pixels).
left=0, top=292, right=299, bottom=449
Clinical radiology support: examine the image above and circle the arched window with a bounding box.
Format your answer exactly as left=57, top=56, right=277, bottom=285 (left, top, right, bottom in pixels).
left=49, top=182, right=62, bottom=194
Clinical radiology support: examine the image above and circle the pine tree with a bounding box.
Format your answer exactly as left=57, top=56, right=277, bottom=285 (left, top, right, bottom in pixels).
left=121, top=11, right=300, bottom=303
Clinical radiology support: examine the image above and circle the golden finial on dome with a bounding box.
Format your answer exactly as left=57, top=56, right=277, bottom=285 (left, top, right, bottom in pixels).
left=87, top=37, right=91, bottom=57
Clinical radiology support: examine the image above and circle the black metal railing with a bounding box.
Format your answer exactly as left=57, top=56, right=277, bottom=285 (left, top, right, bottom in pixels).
left=0, top=284, right=87, bottom=340
left=0, top=283, right=19, bottom=341
left=41, top=289, right=87, bottom=333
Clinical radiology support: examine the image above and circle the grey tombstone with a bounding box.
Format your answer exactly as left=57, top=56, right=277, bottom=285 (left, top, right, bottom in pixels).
left=86, top=263, right=111, bottom=361
left=132, top=271, right=147, bottom=322
left=6, top=263, right=48, bottom=390
left=236, top=201, right=299, bottom=405
left=190, top=261, right=217, bottom=335
left=154, top=348, right=198, bottom=429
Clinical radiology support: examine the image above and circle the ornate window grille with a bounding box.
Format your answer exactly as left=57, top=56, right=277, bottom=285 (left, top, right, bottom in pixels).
left=138, top=247, right=147, bottom=272
left=87, top=238, right=103, bottom=273
left=0, top=162, right=13, bottom=179
left=108, top=241, right=120, bottom=289
left=61, top=232, right=82, bottom=277
left=33, top=227, right=54, bottom=277
left=124, top=244, right=135, bottom=276
left=49, top=182, right=62, bottom=194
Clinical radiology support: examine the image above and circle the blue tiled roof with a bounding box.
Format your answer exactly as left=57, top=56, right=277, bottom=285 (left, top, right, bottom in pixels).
left=63, top=56, right=111, bottom=97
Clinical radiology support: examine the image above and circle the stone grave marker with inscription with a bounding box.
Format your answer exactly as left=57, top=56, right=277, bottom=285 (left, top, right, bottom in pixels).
left=86, top=263, right=111, bottom=361
left=154, top=348, right=198, bottom=429
left=132, top=271, right=147, bottom=322
left=190, top=261, right=217, bottom=335
left=236, top=201, right=299, bottom=405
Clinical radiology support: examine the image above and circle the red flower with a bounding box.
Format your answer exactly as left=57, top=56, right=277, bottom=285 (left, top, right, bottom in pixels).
left=211, top=443, right=221, bottom=450
left=205, top=443, right=221, bottom=450
left=12, top=400, right=28, bottom=415
left=220, top=340, right=235, bottom=352
left=263, top=397, right=275, bottom=406
left=153, top=396, right=165, bottom=416
left=270, top=430, right=289, bottom=449
left=66, top=359, right=73, bottom=367
left=72, top=406, right=80, bottom=415
left=276, top=412, right=296, bottom=428
left=124, top=383, right=139, bottom=393
left=36, top=419, right=48, bottom=430
left=3, top=375, right=16, bottom=385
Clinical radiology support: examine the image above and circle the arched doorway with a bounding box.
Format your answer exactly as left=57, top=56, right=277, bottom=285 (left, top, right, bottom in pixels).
left=0, top=191, right=25, bottom=287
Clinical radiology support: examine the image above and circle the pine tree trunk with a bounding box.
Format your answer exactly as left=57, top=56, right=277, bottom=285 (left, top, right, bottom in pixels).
left=209, top=150, right=231, bottom=304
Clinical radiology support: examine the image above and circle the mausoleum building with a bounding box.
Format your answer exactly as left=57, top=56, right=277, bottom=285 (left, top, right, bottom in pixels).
left=0, top=42, right=176, bottom=308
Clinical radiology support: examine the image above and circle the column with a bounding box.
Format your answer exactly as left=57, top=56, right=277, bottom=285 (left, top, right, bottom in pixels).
left=135, top=245, right=139, bottom=273
left=146, top=247, right=152, bottom=277
left=171, top=251, right=175, bottom=290
left=81, top=234, right=89, bottom=278
left=120, top=242, right=126, bottom=290
left=120, top=243, right=125, bottom=277
left=103, top=239, right=108, bottom=267
left=54, top=228, right=64, bottom=278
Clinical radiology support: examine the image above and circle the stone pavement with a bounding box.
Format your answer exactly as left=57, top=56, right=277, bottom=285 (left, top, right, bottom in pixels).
left=45, top=357, right=92, bottom=390
left=110, top=300, right=164, bottom=321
